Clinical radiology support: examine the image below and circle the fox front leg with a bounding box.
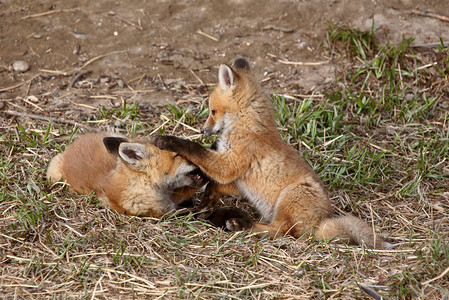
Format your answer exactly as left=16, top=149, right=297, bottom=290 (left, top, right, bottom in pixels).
left=155, top=135, right=247, bottom=184
left=154, top=135, right=207, bottom=157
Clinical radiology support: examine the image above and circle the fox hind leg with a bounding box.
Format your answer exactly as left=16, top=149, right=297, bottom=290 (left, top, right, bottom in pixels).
left=207, top=207, right=252, bottom=229
left=226, top=187, right=331, bottom=239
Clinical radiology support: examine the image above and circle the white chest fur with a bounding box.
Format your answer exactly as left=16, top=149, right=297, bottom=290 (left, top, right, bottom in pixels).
left=235, top=180, right=274, bottom=222
left=216, top=137, right=230, bottom=152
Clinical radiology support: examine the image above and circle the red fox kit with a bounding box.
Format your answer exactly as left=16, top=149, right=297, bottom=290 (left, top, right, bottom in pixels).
left=155, top=57, right=387, bottom=249
left=47, top=132, right=205, bottom=217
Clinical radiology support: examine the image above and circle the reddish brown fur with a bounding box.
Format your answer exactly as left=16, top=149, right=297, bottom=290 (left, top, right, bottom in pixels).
left=155, top=58, right=386, bottom=249
left=47, top=132, right=204, bottom=217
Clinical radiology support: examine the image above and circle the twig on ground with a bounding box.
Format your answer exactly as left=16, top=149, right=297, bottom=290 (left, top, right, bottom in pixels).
left=0, top=83, right=24, bottom=93
left=149, top=118, right=171, bottom=136
left=67, top=99, right=98, bottom=110
left=176, top=99, right=202, bottom=105
left=279, top=93, right=325, bottom=101
left=39, top=69, right=71, bottom=76
left=69, top=70, right=92, bottom=87
left=80, top=51, right=126, bottom=70
left=115, top=15, right=143, bottom=30
left=21, top=97, right=44, bottom=112
left=160, top=114, right=201, bottom=134
left=196, top=29, right=219, bottom=42
left=278, top=59, right=329, bottom=66
left=422, top=265, right=449, bottom=285
left=21, top=8, right=80, bottom=20
left=262, top=25, right=294, bottom=33
left=126, top=74, right=146, bottom=85
left=157, top=74, right=169, bottom=90
left=417, top=62, right=438, bottom=70
left=411, top=9, right=449, bottom=23
left=190, top=69, right=204, bottom=85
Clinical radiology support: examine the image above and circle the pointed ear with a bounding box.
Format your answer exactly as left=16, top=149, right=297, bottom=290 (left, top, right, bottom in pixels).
left=218, top=64, right=234, bottom=91
left=118, top=143, right=148, bottom=168
left=232, top=57, right=250, bottom=71
left=104, top=137, right=128, bottom=154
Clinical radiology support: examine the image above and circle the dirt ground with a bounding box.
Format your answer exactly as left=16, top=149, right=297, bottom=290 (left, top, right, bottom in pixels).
left=1, top=0, right=448, bottom=114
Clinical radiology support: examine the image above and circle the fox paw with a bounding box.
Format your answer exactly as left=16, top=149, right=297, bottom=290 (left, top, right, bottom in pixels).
left=153, top=135, right=183, bottom=152
left=154, top=135, right=206, bottom=156
left=226, top=217, right=252, bottom=232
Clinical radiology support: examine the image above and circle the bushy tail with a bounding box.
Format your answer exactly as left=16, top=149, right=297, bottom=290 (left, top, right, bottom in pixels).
left=46, top=154, right=64, bottom=182
left=315, top=215, right=385, bottom=249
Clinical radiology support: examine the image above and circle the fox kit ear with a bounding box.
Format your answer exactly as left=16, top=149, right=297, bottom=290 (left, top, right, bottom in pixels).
left=218, top=64, right=234, bottom=91
left=232, top=57, right=250, bottom=71
left=104, top=137, right=128, bottom=154
left=118, top=143, right=148, bottom=167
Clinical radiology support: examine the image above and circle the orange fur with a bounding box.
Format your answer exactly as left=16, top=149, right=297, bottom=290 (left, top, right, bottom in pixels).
left=155, top=58, right=386, bottom=249
left=47, top=132, right=205, bottom=217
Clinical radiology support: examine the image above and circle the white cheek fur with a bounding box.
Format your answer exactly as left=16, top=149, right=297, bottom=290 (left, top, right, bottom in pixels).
left=219, top=114, right=236, bottom=134
left=174, top=163, right=195, bottom=177
left=212, top=117, right=225, bottom=134
left=164, top=163, right=196, bottom=188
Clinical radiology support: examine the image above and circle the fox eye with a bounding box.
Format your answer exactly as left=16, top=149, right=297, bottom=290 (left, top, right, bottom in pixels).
left=211, top=110, right=216, bottom=116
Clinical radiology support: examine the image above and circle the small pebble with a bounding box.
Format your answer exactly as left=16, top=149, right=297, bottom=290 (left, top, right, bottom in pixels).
left=12, top=60, right=30, bottom=73
left=73, top=44, right=81, bottom=55
left=298, top=41, right=308, bottom=49
left=27, top=95, right=39, bottom=103
left=71, top=32, right=88, bottom=40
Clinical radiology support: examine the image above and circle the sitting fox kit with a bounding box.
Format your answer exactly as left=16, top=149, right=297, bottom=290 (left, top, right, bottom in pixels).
left=155, top=57, right=387, bottom=249
left=47, top=132, right=205, bottom=217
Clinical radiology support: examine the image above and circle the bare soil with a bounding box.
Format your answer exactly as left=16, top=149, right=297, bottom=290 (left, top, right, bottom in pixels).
left=1, top=0, right=448, bottom=113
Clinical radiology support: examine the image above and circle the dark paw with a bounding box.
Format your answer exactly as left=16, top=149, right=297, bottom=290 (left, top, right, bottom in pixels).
left=207, top=207, right=252, bottom=230
left=225, top=218, right=241, bottom=231
left=154, top=135, right=206, bottom=156
left=226, top=217, right=252, bottom=231
left=153, top=135, right=181, bottom=152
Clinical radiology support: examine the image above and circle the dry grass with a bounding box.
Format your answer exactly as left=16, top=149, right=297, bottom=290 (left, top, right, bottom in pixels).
left=1, top=27, right=448, bottom=299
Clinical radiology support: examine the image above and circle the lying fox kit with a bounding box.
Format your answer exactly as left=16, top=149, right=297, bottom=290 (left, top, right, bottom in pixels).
left=155, top=57, right=388, bottom=249
left=47, top=132, right=205, bottom=217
